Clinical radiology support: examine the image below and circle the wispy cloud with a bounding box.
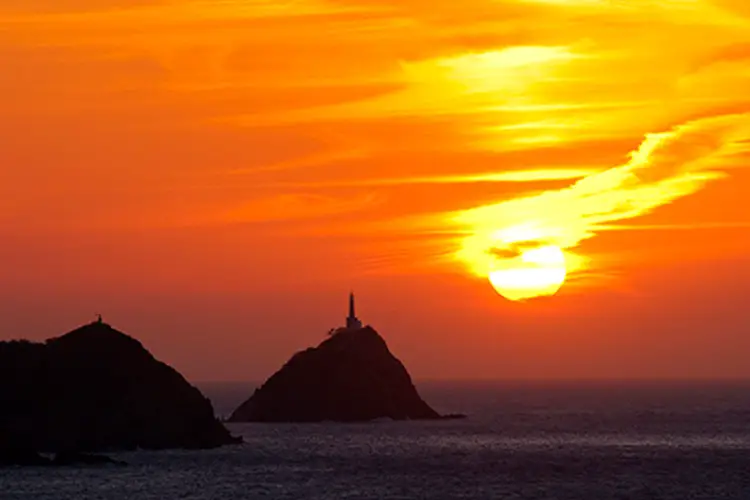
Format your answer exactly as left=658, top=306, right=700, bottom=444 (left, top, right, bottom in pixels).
left=443, top=112, right=750, bottom=280
left=240, top=168, right=598, bottom=189
left=211, top=192, right=381, bottom=225
left=0, top=0, right=375, bottom=21
left=3, top=0, right=750, bottom=288
left=596, top=222, right=750, bottom=231
left=228, top=149, right=370, bottom=175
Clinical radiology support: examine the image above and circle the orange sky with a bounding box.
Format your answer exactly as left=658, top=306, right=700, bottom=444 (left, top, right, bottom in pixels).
left=1, top=0, right=749, bottom=381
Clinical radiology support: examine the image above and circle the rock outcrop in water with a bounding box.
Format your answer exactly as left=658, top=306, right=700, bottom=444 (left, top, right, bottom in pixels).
left=0, top=320, right=240, bottom=466
left=229, top=326, right=451, bottom=422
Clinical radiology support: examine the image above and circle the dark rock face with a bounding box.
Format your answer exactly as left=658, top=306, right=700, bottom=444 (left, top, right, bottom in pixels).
left=229, top=327, right=442, bottom=422
left=52, top=451, right=127, bottom=467
left=0, top=445, right=49, bottom=467
left=0, top=321, right=239, bottom=465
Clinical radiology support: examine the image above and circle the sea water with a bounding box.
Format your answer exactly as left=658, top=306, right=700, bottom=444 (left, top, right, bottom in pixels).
left=2, top=381, right=750, bottom=499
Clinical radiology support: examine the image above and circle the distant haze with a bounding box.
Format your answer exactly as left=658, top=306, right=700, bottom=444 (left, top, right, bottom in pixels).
left=2, top=257, right=750, bottom=381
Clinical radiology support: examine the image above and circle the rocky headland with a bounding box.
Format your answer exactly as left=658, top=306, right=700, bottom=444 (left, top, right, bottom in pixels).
left=229, top=326, right=462, bottom=422
left=0, top=320, right=240, bottom=466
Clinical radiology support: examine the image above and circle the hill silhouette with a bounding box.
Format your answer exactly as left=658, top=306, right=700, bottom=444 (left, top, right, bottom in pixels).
left=0, top=320, right=239, bottom=465
left=229, top=326, right=453, bottom=422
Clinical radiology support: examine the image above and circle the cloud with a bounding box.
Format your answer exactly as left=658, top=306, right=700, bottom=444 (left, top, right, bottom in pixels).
left=241, top=168, right=598, bottom=189
left=211, top=192, right=381, bottom=225
left=0, top=0, right=370, bottom=20
left=3, top=0, right=750, bottom=286
left=596, top=222, right=750, bottom=231
left=228, top=149, right=370, bottom=175
left=443, top=112, right=750, bottom=279
left=229, top=44, right=584, bottom=126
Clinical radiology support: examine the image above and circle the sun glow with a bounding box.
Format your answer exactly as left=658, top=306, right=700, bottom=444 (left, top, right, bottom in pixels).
left=448, top=112, right=750, bottom=301
left=4, top=0, right=750, bottom=312
left=489, top=245, right=567, bottom=301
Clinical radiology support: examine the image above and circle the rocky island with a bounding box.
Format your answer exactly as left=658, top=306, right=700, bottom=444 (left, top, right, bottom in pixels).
left=229, top=294, right=458, bottom=422
left=0, top=319, right=240, bottom=466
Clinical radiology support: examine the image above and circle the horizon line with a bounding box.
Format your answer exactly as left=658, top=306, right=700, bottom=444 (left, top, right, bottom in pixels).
left=195, top=377, right=750, bottom=385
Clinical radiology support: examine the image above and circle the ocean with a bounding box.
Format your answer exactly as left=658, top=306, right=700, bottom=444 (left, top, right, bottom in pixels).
left=2, top=380, right=750, bottom=499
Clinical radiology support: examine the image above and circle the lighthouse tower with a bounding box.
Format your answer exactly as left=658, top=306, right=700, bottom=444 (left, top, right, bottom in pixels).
left=346, top=292, right=363, bottom=330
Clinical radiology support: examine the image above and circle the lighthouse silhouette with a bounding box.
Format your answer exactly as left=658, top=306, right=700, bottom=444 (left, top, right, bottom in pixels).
left=346, top=292, right=363, bottom=330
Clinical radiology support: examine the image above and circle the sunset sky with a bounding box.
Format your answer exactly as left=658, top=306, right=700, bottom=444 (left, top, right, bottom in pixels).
left=1, top=0, right=749, bottom=381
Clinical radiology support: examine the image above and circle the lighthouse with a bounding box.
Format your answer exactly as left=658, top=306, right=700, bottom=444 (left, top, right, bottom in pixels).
left=346, top=292, right=363, bottom=330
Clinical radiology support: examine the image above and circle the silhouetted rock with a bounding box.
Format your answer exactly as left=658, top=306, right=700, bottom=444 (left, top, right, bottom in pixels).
left=0, top=442, right=50, bottom=467
left=441, top=413, right=468, bottom=420
left=229, top=326, right=447, bottom=422
left=52, top=451, right=127, bottom=467
left=0, top=321, right=240, bottom=464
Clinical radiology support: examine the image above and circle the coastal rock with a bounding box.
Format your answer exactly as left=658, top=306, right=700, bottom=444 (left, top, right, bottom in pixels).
left=229, top=326, right=446, bottom=422
left=0, top=321, right=240, bottom=463
left=52, top=451, right=127, bottom=467
left=0, top=443, right=50, bottom=467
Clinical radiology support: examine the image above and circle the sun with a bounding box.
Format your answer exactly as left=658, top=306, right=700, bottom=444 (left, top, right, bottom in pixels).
left=488, top=245, right=567, bottom=301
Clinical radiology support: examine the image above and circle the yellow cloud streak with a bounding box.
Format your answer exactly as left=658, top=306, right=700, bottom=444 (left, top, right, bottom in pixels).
left=211, top=192, right=381, bottom=225
left=448, top=112, right=750, bottom=281
left=0, top=0, right=374, bottom=24
left=224, top=1, right=750, bottom=151
left=237, top=168, right=598, bottom=189
left=232, top=44, right=583, bottom=125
